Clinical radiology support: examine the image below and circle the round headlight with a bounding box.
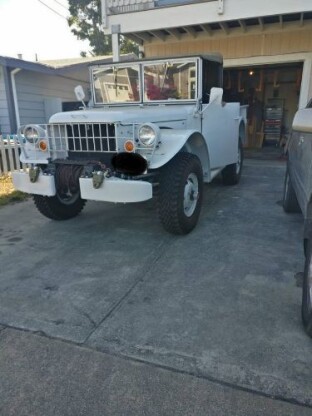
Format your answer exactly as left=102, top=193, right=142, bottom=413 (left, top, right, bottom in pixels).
left=138, top=124, right=158, bottom=147
left=24, top=126, right=39, bottom=144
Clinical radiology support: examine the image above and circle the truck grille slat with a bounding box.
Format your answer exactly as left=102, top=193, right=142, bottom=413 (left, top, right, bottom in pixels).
left=48, top=123, right=116, bottom=153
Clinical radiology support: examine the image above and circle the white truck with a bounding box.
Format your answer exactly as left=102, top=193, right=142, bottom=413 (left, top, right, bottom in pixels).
left=13, top=54, right=246, bottom=234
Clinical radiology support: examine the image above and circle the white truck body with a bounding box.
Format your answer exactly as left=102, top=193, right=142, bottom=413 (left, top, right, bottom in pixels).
left=13, top=55, right=246, bottom=234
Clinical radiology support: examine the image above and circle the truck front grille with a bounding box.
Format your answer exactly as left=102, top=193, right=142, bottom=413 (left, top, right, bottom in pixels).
left=47, top=123, right=117, bottom=153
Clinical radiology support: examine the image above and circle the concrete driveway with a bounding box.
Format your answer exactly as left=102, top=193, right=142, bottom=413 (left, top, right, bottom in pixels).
left=0, top=158, right=312, bottom=415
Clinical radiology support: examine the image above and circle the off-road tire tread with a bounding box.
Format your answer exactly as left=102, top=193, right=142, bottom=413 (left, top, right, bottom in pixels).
left=302, top=240, right=312, bottom=337
left=158, top=152, right=203, bottom=235
left=33, top=194, right=86, bottom=220
left=222, top=139, right=243, bottom=186
left=283, top=168, right=300, bottom=213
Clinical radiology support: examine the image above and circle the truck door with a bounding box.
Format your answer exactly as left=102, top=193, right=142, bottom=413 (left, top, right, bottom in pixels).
left=202, top=101, right=239, bottom=169
left=201, top=59, right=239, bottom=169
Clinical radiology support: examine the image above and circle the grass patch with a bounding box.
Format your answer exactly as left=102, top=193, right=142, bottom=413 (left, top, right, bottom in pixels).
left=0, top=174, right=28, bottom=207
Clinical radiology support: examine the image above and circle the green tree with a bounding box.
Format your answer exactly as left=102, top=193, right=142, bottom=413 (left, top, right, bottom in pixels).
left=121, top=37, right=140, bottom=55
left=68, top=0, right=139, bottom=56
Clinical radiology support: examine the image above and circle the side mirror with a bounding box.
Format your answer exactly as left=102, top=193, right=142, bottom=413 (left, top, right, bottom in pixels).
left=209, top=87, right=223, bottom=105
left=75, top=85, right=86, bottom=102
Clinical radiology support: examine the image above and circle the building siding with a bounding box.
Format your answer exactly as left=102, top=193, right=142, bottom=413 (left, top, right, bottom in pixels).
left=0, top=65, right=11, bottom=134
left=144, top=28, right=312, bottom=60
left=15, top=71, right=90, bottom=126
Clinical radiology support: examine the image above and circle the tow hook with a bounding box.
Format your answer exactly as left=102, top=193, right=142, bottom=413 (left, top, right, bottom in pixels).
left=29, top=166, right=40, bottom=183
left=92, top=171, right=104, bottom=189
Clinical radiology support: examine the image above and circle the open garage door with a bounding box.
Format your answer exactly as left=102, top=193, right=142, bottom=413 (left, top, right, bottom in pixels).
left=223, top=63, right=303, bottom=150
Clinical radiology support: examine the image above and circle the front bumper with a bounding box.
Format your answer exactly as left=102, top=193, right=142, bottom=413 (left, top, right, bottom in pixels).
left=12, top=171, right=153, bottom=203
left=12, top=172, right=56, bottom=196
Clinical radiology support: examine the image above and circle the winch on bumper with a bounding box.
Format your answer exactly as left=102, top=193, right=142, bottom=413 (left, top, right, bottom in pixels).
left=12, top=170, right=153, bottom=203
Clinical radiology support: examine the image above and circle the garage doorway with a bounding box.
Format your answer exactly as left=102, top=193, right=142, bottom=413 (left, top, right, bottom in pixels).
left=223, top=63, right=303, bottom=150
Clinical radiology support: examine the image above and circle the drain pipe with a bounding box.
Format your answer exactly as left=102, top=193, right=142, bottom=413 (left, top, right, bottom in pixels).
left=11, top=68, right=21, bottom=130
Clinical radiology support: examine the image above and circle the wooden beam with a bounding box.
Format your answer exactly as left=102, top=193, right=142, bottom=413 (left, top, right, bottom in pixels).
left=124, top=34, right=143, bottom=46
left=184, top=26, right=197, bottom=38
left=279, top=15, right=283, bottom=29
left=258, top=17, right=264, bottom=31
left=166, top=28, right=181, bottom=40
left=200, top=24, right=213, bottom=36
left=134, top=32, right=152, bottom=42
left=219, top=22, right=229, bottom=34
left=300, top=12, right=304, bottom=27
left=150, top=30, right=166, bottom=42
left=239, top=19, right=247, bottom=32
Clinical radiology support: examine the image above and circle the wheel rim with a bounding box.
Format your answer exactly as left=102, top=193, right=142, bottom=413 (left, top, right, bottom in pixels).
left=56, top=191, right=79, bottom=206
left=236, top=145, right=242, bottom=175
left=183, top=173, right=199, bottom=217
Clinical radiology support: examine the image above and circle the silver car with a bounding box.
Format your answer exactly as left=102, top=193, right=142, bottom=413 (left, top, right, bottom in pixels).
left=283, top=98, right=312, bottom=338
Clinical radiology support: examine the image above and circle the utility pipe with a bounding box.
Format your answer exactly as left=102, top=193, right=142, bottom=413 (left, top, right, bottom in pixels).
left=11, top=68, right=21, bottom=129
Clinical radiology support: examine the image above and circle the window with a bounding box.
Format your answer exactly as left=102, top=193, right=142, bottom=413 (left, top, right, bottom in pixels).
left=143, top=61, right=197, bottom=102
left=92, top=65, right=140, bottom=104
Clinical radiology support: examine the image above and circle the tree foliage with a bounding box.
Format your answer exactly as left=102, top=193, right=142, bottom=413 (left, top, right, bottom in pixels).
left=68, top=0, right=139, bottom=56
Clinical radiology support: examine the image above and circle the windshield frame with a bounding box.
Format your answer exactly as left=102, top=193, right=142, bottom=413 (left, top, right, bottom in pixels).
left=90, top=57, right=200, bottom=106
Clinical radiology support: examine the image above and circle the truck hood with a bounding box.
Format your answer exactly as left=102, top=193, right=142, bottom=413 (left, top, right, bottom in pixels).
left=49, top=105, right=193, bottom=125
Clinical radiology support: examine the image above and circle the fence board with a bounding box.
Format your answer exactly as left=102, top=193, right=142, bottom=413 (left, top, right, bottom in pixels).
left=0, top=138, right=8, bottom=174
left=7, top=142, right=14, bottom=173
left=13, top=138, right=20, bottom=169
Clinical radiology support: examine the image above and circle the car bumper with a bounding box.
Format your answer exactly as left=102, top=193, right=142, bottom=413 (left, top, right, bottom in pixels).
left=12, top=171, right=56, bottom=196
left=12, top=171, right=153, bottom=203
left=79, top=177, right=152, bottom=203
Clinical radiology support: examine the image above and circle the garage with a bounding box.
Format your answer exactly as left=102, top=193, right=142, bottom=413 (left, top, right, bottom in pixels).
left=118, top=2, right=312, bottom=158
left=223, top=62, right=303, bottom=149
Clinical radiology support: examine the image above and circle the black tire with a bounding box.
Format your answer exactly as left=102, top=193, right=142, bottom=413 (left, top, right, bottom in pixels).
left=222, top=138, right=243, bottom=185
left=158, top=152, right=203, bottom=235
left=302, top=239, right=312, bottom=337
left=282, top=168, right=300, bottom=213
left=33, top=192, right=86, bottom=220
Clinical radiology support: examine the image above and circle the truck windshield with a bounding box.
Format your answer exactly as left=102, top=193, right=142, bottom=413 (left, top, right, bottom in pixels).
left=143, top=61, right=197, bottom=101
left=92, top=65, right=140, bottom=104
left=91, top=59, right=198, bottom=105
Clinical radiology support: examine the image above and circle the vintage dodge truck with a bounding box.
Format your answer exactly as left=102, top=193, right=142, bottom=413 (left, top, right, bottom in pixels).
left=13, top=54, right=246, bottom=234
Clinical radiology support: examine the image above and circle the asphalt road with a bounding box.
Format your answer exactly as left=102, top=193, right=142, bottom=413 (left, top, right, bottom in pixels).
left=0, top=158, right=311, bottom=415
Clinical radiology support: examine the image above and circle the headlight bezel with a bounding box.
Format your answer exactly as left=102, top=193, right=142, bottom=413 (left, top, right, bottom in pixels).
left=138, top=123, right=160, bottom=147
left=22, top=125, right=46, bottom=145
left=24, top=126, right=39, bottom=144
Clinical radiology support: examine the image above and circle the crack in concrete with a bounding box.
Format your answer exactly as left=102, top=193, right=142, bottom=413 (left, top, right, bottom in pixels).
left=1, top=324, right=312, bottom=410
left=85, top=341, right=312, bottom=410
left=83, top=236, right=173, bottom=344
left=0, top=325, right=7, bottom=334
left=70, top=304, right=97, bottom=328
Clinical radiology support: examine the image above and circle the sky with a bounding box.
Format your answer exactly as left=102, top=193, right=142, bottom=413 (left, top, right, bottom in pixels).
left=0, top=0, right=90, bottom=61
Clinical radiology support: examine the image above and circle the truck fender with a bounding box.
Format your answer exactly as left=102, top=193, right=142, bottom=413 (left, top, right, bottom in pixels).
left=149, top=130, right=210, bottom=177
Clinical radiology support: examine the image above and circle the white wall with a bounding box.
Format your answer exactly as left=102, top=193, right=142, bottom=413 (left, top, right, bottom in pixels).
left=103, top=0, right=312, bottom=34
